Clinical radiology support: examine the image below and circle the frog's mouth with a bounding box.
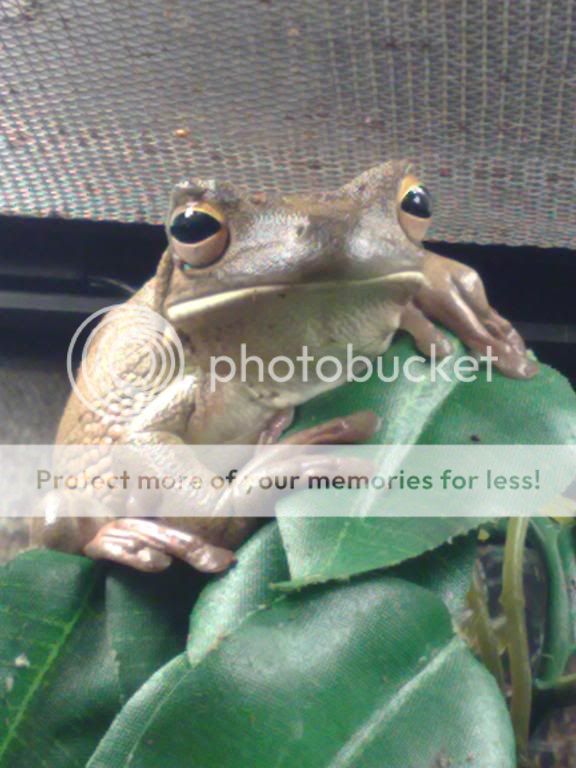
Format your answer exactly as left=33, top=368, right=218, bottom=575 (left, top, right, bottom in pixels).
left=165, top=270, right=425, bottom=324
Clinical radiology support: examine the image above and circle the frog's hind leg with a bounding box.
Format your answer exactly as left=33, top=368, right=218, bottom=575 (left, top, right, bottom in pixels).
left=84, top=518, right=235, bottom=573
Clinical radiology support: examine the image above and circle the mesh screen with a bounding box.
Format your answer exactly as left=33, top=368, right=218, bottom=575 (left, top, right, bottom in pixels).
left=0, top=0, right=575, bottom=247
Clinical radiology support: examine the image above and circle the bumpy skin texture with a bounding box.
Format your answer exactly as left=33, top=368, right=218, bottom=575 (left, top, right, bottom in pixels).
left=34, top=162, right=536, bottom=572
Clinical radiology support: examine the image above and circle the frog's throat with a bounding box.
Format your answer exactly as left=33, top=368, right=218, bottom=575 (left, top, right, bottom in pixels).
left=165, top=271, right=425, bottom=324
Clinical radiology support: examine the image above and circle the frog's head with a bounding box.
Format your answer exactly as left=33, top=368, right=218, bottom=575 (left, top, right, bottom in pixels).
left=161, top=162, right=433, bottom=366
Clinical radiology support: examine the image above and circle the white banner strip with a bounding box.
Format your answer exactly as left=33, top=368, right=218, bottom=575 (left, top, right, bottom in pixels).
left=1, top=444, right=575, bottom=518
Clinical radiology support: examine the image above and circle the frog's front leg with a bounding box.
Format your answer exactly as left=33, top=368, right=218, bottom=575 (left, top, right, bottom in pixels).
left=81, top=382, right=378, bottom=572
left=213, top=411, right=378, bottom=519
left=256, top=409, right=378, bottom=447
left=400, top=252, right=538, bottom=379
left=82, top=375, right=238, bottom=573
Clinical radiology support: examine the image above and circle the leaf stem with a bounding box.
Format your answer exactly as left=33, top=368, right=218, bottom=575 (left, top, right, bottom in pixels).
left=500, top=517, right=532, bottom=767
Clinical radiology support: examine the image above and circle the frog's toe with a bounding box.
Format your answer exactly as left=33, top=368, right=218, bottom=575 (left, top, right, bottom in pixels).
left=84, top=523, right=174, bottom=572
left=484, top=310, right=526, bottom=352
left=400, top=302, right=453, bottom=358
left=183, top=543, right=236, bottom=573
left=486, top=345, right=539, bottom=380
left=135, top=547, right=173, bottom=571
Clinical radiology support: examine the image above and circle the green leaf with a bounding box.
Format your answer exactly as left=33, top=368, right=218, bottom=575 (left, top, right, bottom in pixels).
left=273, top=525, right=478, bottom=627
left=277, top=337, right=576, bottom=584
left=287, top=333, right=576, bottom=446
left=187, top=521, right=475, bottom=672
left=105, top=562, right=207, bottom=699
left=388, top=532, right=479, bottom=622
left=187, top=522, right=289, bottom=665
left=0, top=551, right=116, bottom=768
left=89, top=530, right=514, bottom=768
left=418, top=351, right=576, bottom=446
left=0, top=550, right=202, bottom=768
left=276, top=513, right=485, bottom=587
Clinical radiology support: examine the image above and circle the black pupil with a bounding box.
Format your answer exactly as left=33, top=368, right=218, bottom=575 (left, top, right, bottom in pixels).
left=401, top=187, right=432, bottom=219
left=170, top=209, right=221, bottom=243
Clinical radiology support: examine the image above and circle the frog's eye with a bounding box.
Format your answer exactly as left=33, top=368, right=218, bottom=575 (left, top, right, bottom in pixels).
left=169, top=203, right=229, bottom=270
left=397, top=175, right=433, bottom=242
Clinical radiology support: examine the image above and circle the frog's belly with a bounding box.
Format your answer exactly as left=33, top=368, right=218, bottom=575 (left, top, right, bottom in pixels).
left=186, top=330, right=394, bottom=444
left=186, top=379, right=275, bottom=444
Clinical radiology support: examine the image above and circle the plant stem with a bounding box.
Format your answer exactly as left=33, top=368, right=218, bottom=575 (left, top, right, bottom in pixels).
left=466, top=562, right=506, bottom=692
left=528, top=519, right=574, bottom=682
left=500, top=517, right=532, bottom=766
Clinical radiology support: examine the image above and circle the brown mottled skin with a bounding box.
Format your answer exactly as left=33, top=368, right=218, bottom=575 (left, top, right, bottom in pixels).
left=32, top=162, right=537, bottom=572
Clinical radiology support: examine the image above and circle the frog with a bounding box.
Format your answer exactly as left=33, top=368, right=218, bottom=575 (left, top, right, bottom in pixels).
left=32, top=161, right=537, bottom=573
